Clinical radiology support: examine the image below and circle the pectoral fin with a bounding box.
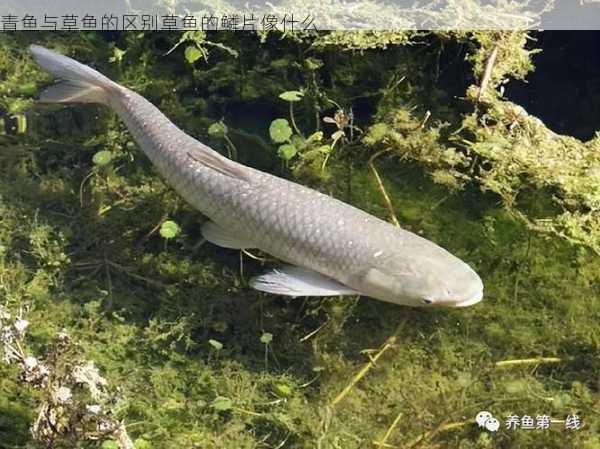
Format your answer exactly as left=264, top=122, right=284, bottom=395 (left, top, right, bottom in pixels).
left=249, top=266, right=359, bottom=297
left=201, top=221, right=255, bottom=249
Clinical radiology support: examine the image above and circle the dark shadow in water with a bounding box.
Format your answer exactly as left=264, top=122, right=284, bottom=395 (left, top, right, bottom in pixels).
left=506, top=31, right=600, bottom=141
left=0, top=403, right=31, bottom=448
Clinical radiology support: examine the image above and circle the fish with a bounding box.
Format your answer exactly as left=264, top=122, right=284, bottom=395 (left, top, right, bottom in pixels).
left=29, top=44, right=484, bottom=308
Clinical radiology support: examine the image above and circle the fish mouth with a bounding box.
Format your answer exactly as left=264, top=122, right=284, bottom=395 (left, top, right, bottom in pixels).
left=452, top=288, right=484, bottom=307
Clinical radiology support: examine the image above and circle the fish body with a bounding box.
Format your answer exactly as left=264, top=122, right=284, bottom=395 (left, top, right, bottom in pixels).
left=30, top=45, right=484, bottom=308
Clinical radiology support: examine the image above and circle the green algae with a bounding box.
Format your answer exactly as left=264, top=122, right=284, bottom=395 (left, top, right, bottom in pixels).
left=0, top=31, right=598, bottom=449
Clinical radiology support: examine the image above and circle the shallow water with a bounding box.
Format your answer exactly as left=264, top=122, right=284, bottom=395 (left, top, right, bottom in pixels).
left=0, top=32, right=598, bottom=449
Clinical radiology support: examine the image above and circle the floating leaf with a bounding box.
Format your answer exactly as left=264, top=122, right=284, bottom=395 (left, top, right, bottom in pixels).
left=159, top=220, right=181, bottom=239
left=208, top=121, right=227, bottom=137
left=278, top=144, right=297, bottom=161
left=212, top=396, right=232, bottom=411
left=185, top=45, right=204, bottom=64
left=269, top=119, right=293, bottom=143
left=260, top=332, right=273, bottom=344
left=279, top=90, right=304, bottom=102
left=92, top=150, right=113, bottom=166
left=208, top=339, right=223, bottom=350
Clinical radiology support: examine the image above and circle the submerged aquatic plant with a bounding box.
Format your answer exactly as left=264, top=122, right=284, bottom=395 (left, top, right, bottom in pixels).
left=0, top=306, right=134, bottom=448
left=269, top=89, right=358, bottom=181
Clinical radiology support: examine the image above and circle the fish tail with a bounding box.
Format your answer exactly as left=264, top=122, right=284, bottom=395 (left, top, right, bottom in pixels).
left=29, top=45, right=120, bottom=105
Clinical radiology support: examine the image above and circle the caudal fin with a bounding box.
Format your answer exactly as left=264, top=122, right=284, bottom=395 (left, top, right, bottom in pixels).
left=29, top=45, right=119, bottom=104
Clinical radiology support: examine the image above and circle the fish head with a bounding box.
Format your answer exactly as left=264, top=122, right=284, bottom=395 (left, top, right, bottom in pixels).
left=351, top=243, right=484, bottom=308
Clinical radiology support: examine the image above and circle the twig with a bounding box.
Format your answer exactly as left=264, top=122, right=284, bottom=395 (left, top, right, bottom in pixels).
left=79, top=171, right=95, bottom=208
left=289, top=102, right=304, bottom=138
left=223, top=134, right=238, bottom=161
left=114, top=424, right=135, bottom=449
left=369, top=149, right=400, bottom=228
left=409, top=420, right=468, bottom=449
left=143, top=213, right=169, bottom=242
left=419, top=110, right=431, bottom=129
left=106, top=260, right=168, bottom=289
left=97, top=198, right=130, bottom=216
left=273, top=432, right=292, bottom=449
left=299, top=321, right=328, bottom=342
left=241, top=249, right=268, bottom=262
left=330, top=333, right=397, bottom=407
left=232, top=406, right=263, bottom=417
left=373, top=412, right=403, bottom=448
left=478, top=45, right=499, bottom=102
left=495, top=357, right=563, bottom=368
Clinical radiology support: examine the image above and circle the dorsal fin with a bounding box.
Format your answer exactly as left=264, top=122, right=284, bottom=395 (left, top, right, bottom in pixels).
left=187, top=148, right=250, bottom=183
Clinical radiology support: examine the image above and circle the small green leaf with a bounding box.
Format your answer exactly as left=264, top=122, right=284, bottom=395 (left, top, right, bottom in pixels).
left=269, top=119, right=293, bottom=143
left=185, top=45, right=204, bottom=64
left=279, top=90, right=304, bottom=102
left=208, top=121, right=227, bottom=137
left=101, top=441, right=118, bottom=449
left=212, top=396, right=232, bottom=411
left=304, top=58, right=323, bottom=71
left=92, top=150, right=113, bottom=167
left=134, top=438, right=152, bottom=449
left=208, top=339, right=223, bottom=350
left=278, top=144, right=297, bottom=161
left=274, top=383, right=293, bottom=397
left=16, top=82, right=37, bottom=96
left=260, top=332, right=273, bottom=344
left=159, top=220, right=181, bottom=239
left=306, top=131, right=323, bottom=144
left=14, top=114, right=27, bottom=134
left=108, top=47, right=126, bottom=64
left=290, top=135, right=305, bottom=149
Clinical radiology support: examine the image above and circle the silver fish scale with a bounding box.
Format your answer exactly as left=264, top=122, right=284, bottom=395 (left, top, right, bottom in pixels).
left=112, top=86, right=427, bottom=286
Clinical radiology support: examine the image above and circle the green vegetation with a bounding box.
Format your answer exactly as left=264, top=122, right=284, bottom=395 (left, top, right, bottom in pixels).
left=0, top=31, right=598, bottom=449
